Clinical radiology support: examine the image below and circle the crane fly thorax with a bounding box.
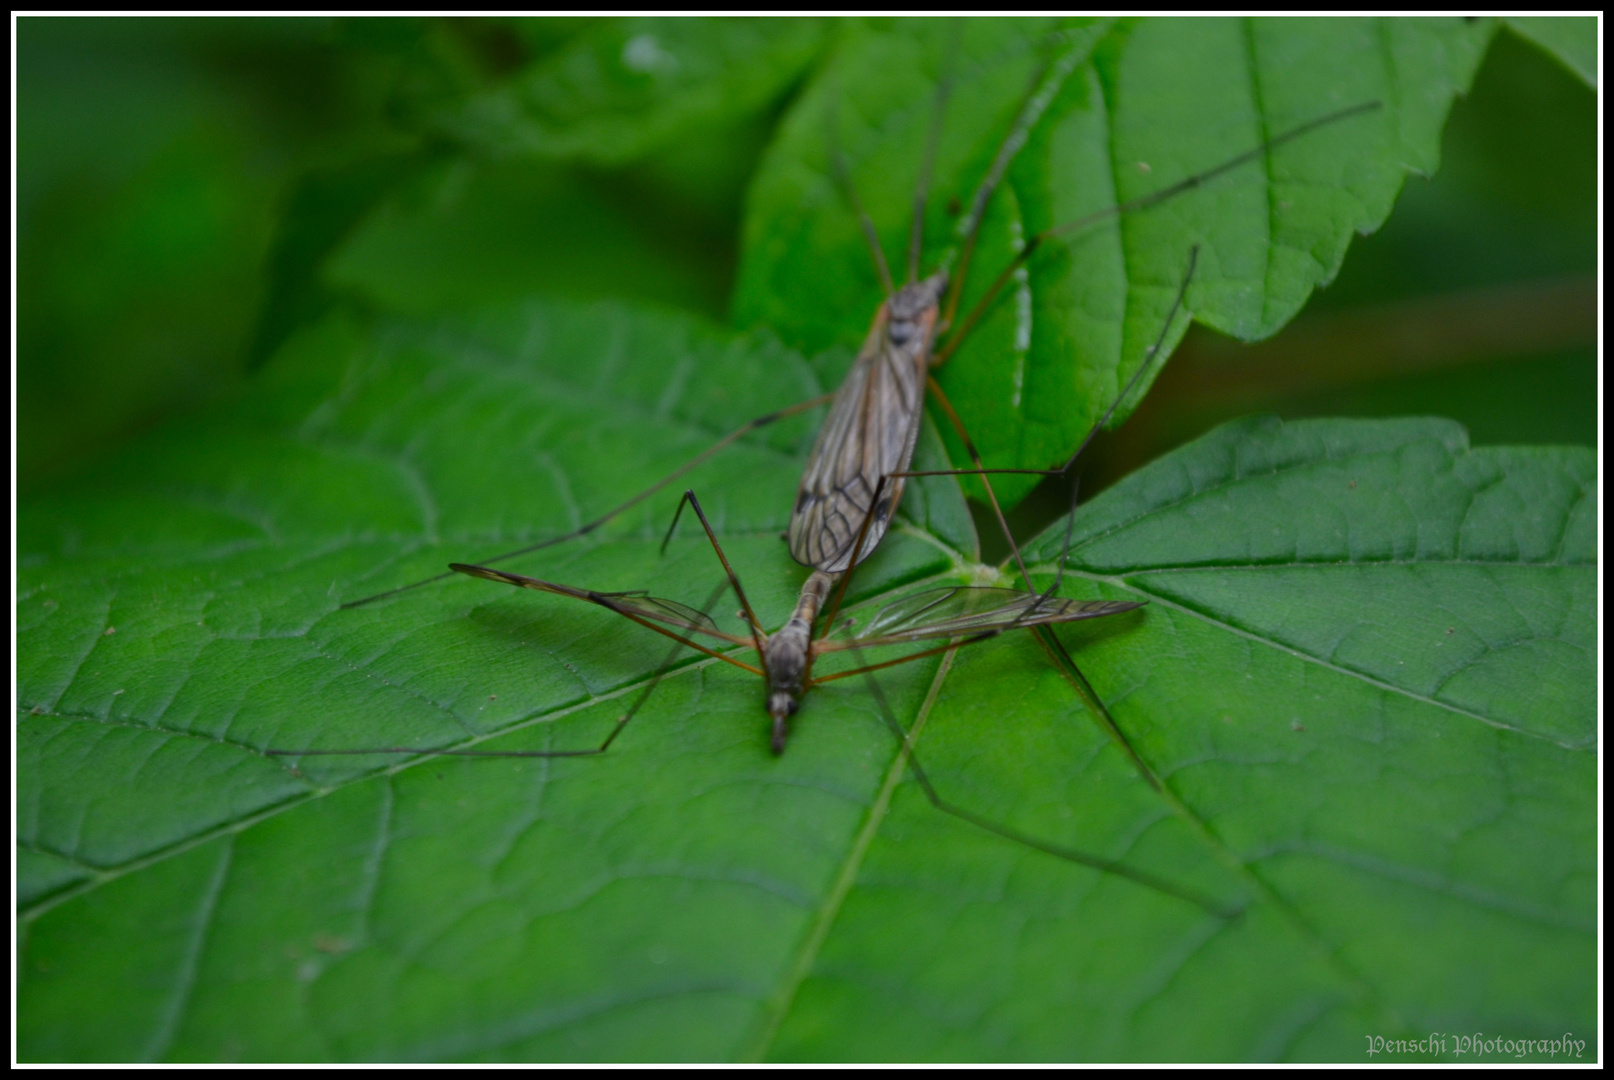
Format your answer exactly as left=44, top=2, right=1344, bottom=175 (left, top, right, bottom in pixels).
left=764, top=570, right=837, bottom=752
left=883, top=271, right=948, bottom=354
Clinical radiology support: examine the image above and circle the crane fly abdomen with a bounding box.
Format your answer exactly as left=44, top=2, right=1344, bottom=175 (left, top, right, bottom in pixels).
left=787, top=272, right=947, bottom=573
left=763, top=569, right=836, bottom=752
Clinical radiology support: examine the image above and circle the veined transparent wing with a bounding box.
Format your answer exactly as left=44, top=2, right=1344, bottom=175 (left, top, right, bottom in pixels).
left=815, top=585, right=1142, bottom=652
left=787, top=276, right=943, bottom=574
left=448, top=563, right=754, bottom=646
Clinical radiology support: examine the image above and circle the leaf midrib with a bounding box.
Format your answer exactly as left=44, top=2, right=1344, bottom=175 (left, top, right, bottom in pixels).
left=739, top=649, right=961, bottom=1062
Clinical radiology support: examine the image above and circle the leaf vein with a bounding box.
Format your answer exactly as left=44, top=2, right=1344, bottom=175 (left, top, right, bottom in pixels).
left=140, top=836, right=233, bottom=1062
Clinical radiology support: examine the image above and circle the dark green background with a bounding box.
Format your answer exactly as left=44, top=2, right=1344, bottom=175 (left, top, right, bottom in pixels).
left=17, top=17, right=1595, bottom=499
left=16, top=16, right=1597, bottom=1064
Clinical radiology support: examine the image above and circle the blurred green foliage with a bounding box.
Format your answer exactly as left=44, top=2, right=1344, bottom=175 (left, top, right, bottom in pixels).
left=17, top=16, right=1594, bottom=502
left=19, top=18, right=391, bottom=487
left=18, top=16, right=820, bottom=490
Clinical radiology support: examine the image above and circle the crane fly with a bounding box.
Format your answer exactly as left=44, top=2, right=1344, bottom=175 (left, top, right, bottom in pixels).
left=447, top=228, right=1189, bottom=757
left=297, top=29, right=1381, bottom=914
left=744, top=40, right=1376, bottom=789
left=442, top=564, right=1139, bottom=756
left=335, top=26, right=1378, bottom=612
left=272, top=253, right=1233, bottom=915
left=426, top=254, right=1200, bottom=905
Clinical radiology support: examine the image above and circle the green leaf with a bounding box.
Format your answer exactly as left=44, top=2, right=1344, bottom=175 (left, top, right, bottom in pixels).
left=734, top=17, right=1495, bottom=506
left=18, top=301, right=1594, bottom=1061
left=1503, top=17, right=1597, bottom=88
left=1026, top=414, right=1595, bottom=747
left=442, top=17, right=830, bottom=165
left=326, top=19, right=832, bottom=327
left=324, top=156, right=741, bottom=320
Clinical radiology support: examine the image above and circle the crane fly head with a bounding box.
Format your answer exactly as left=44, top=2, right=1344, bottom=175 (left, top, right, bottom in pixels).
left=767, top=692, right=799, bottom=755
left=763, top=617, right=813, bottom=754
left=885, top=271, right=947, bottom=347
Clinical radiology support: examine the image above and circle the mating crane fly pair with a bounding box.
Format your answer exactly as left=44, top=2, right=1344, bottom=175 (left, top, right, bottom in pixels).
left=282, top=36, right=1379, bottom=915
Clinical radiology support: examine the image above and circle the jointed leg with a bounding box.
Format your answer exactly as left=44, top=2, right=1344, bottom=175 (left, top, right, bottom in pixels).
left=340, top=392, right=834, bottom=610
left=269, top=579, right=735, bottom=762
left=849, top=248, right=1199, bottom=790
left=925, top=245, right=1198, bottom=589
left=941, top=36, right=1095, bottom=332
left=934, top=102, right=1379, bottom=365
left=850, top=642, right=1239, bottom=918
left=660, top=489, right=770, bottom=670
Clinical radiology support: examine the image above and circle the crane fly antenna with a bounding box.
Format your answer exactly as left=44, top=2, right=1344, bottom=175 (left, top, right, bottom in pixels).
left=826, top=77, right=895, bottom=298
left=907, top=22, right=962, bottom=284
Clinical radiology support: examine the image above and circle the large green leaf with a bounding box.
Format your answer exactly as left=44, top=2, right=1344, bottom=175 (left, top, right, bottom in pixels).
left=734, top=17, right=1494, bottom=505
left=17, top=301, right=1594, bottom=1061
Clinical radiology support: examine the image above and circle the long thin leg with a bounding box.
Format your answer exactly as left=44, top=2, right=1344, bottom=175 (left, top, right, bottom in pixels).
left=906, top=22, right=961, bottom=284
left=826, top=84, right=896, bottom=298
left=850, top=642, right=1239, bottom=918
left=934, top=101, right=1379, bottom=366
left=447, top=562, right=762, bottom=676
left=666, top=489, right=770, bottom=672
left=872, top=249, right=1199, bottom=789
left=339, top=391, right=834, bottom=610
left=925, top=246, right=1197, bottom=589
left=813, top=600, right=1161, bottom=796
left=814, top=438, right=1092, bottom=670
left=940, top=35, right=1091, bottom=332
left=267, top=580, right=734, bottom=761
left=858, top=247, right=1195, bottom=600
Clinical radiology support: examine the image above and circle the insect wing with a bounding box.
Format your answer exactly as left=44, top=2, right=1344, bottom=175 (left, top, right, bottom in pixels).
left=819, top=586, right=1142, bottom=650
left=448, top=563, right=751, bottom=646
left=604, top=593, right=753, bottom=643
left=787, top=281, right=942, bottom=574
